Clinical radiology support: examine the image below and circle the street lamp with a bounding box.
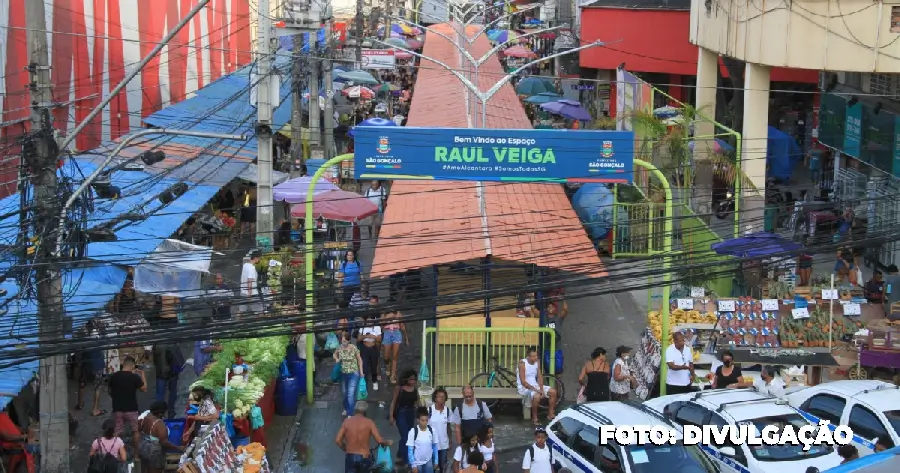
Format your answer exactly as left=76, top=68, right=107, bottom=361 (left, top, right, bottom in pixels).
left=413, top=3, right=540, bottom=44
left=53, top=129, right=249, bottom=257
left=374, top=39, right=607, bottom=127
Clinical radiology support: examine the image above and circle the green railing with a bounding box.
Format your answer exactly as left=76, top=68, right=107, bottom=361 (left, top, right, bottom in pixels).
left=423, top=327, right=556, bottom=388
left=611, top=201, right=666, bottom=256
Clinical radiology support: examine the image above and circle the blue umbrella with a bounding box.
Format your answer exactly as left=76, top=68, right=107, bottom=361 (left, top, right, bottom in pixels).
left=515, top=77, right=555, bottom=96
left=540, top=99, right=592, bottom=121
left=523, top=92, right=562, bottom=104
left=348, top=117, right=397, bottom=137
left=711, top=232, right=802, bottom=258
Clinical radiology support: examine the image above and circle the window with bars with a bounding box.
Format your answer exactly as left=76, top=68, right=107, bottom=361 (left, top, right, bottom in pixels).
left=868, top=73, right=900, bottom=100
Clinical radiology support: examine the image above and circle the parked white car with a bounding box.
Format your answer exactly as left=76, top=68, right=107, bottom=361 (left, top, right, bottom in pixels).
left=644, top=388, right=843, bottom=473
left=546, top=401, right=737, bottom=473
left=784, top=380, right=900, bottom=455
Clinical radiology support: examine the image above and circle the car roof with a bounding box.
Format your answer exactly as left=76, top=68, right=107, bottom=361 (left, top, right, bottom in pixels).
left=560, top=402, right=684, bottom=440
left=800, top=380, right=897, bottom=397
left=791, top=380, right=900, bottom=411
left=645, top=388, right=797, bottom=422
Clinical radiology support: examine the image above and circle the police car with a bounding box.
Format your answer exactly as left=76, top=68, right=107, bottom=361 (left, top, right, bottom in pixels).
left=644, top=388, right=843, bottom=473
left=546, top=401, right=734, bottom=473
left=784, top=380, right=900, bottom=455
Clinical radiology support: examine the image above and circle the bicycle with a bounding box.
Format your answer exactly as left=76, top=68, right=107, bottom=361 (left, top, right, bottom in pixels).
left=469, top=356, right=566, bottom=412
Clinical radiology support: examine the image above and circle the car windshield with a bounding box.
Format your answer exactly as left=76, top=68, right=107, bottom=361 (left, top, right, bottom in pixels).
left=745, top=414, right=833, bottom=461
left=884, top=410, right=900, bottom=436
left=625, top=442, right=719, bottom=473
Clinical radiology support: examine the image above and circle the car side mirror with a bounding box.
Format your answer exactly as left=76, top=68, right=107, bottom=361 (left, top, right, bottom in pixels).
left=719, top=447, right=737, bottom=457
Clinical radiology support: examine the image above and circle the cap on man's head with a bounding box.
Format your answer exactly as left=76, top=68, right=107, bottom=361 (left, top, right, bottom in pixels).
left=534, top=426, right=547, bottom=435
left=248, top=249, right=262, bottom=259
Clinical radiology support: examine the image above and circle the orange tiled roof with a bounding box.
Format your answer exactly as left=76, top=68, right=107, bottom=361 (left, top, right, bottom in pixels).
left=370, top=25, right=606, bottom=279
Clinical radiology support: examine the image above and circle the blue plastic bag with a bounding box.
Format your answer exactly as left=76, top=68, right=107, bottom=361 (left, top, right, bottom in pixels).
left=279, top=361, right=291, bottom=378
left=374, top=445, right=393, bottom=472
left=331, top=362, right=342, bottom=382
left=357, top=378, right=368, bottom=401
left=223, top=413, right=236, bottom=438
left=250, top=406, right=265, bottom=430
left=324, top=332, right=340, bottom=351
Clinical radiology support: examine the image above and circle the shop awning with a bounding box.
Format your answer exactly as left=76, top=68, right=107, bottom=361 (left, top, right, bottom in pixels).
left=370, top=25, right=606, bottom=280
left=729, top=349, right=839, bottom=367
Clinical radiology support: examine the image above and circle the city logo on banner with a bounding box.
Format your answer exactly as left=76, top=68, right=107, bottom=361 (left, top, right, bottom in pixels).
left=600, top=140, right=615, bottom=158
left=377, top=136, right=391, bottom=154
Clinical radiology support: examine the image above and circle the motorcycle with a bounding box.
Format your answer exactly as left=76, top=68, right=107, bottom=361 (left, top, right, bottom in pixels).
left=714, top=178, right=788, bottom=220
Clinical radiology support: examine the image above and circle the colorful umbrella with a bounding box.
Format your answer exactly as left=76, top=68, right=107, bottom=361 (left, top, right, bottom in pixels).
left=540, top=99, right=592, bottom=121
left=342, top=86, right=375, bottom=99
left=290, top=190, right=379, bottom=222
left=515, top=77, right=555, bottom=96
left=502, top=46, right=537, bottom=58
left=688, top=139, right=735, bottom=153
left=523, top=92, right=562, bottom=104
left=488, top=30, right=521, bottom=44
left=274, top=177, right=340, bottom=203
left=348, top=117, right=397, bottom=137
left=376, top=83, right=400, bottom=93
left=384, top=37, right=409, bottom=48
left=379, top=24, right=421, bottom=36
left=407, top=39, right=424, bottom=49
left=335, top=69, right=380, bottom=85
left=393, top=49, right=413, bottom=60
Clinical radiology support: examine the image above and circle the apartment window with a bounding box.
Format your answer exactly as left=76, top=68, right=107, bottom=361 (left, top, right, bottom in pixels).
left=844, top=72, right=862, bottom=90
left=869, top=73, right=900, bottom=100
left=892, top=6, right=900, bottom=33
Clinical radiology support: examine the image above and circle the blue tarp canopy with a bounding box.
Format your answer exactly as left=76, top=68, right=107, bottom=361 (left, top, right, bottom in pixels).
left=767, top=126, right=802, bottom=181
left=571, top=184, right=614, bottom=241
left=711, top=231, right=802, bottom=258
left=0, top=57, right=296, bottom=406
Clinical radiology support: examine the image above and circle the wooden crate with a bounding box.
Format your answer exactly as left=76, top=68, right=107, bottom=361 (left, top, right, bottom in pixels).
left=165, top=453, right=181, bottom=471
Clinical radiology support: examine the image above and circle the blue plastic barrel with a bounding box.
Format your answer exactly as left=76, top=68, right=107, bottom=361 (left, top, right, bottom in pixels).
left=275, top=376, right=300, bottom=416
left=288, top=360, right=308, bottom=393
left=231, top=436, right=251, bottom=448
left=164, top=418, right=186, bottom=446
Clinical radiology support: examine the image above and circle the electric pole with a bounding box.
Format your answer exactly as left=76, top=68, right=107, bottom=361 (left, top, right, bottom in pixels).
left=324, top=17, right=336, bottom=159
left=256, top=0, right=276, bottom=242
left=25, top=1, right=70, bottom=471
left=356, top=0, right=365, bottom=62
left=290, top=34, right=305, bottom=175
left=308, top=35, right=321, bottom=153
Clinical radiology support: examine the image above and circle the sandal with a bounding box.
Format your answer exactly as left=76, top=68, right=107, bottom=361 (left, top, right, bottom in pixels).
left=91, top=409, right=107, bottom=417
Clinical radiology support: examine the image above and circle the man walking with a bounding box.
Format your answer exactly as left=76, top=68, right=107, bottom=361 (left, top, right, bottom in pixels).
left=153, top=343, right=184, bottom=418
left=239, top=250, right=262, bottom=317
left=108, top=356, right=147, bottom=452
left=665, top=332, right=694, bottom=395
left=450, top=385, right=493, bottom=444
left=335, top=401, right=392, bottom=473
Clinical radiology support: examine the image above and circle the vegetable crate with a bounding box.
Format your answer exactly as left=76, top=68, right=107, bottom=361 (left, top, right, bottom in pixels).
left=165, top=453, right=181, bottom=471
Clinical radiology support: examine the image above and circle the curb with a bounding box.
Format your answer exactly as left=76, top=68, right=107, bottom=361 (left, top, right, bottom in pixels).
left=275, top=403, right=304, bottom=472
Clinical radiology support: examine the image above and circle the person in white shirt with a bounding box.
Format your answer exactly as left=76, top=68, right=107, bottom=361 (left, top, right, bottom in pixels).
left=478, top=425, right=498, bottom=473
left=392, top=114, right=405, bottom=126
left=754, top=366, right=786, bottom=397
left=453, top=431, right=483, bottom=473
left=517, top=347, right=559, bottom=424
left=238, top=250, right=263, bottom=318
left=427, top=388, right=452, bottom=473
left=522, top=427, right=556, bottom=473
left=407, top=407, right=439, bottom=473
left=358, top=317, right=382, bottom=391
left=665, top=332, right=694, bottom=395
left=364, top=181, right=387, bottom=239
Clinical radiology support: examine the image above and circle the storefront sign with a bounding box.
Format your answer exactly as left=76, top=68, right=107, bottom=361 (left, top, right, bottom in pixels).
left=360, top=49, right=395, bottom=69
left=844, top=102, right=862, bottom=158
left=353, top=127, right=635, bottom=183
left=817, top=93, right=846, bottom=151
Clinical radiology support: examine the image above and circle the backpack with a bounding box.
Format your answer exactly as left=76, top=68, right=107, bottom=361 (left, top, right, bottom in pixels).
left=412, top=425, right=434, bottom=441
left=529, top=445, right=561, bottom=473
left=454, top=401, right=486, bottom=420
left=169, top=344, right=187, bottom=374
left=87, top=438, right=121, bottom=473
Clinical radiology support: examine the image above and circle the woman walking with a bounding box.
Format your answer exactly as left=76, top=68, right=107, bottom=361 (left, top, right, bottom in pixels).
left=452, top=431, right=483, bottom=473
left=338, top=250, right=363, bottom=304
left=610, top=346, right=636, bottom=401
left=428, top=388, right=451, bottom=473
left=578, top=347, right=610, bottom=402
left=138, top=401, right=184, bottom=473
left=390, top=369, right=420, bottom=467
left=358, top=316, right=382, bottom=391
left=478, top=425, right=497, bottom=473
left=88, top=419, right=127, bottom=471
left=334, top=331, right=364, bottom=416
left=381, top=308, right=407, bottom=384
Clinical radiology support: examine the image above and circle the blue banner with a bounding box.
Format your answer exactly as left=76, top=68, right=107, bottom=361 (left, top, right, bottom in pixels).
left=844, top=103, right=862, bottom=158
left=353, top=127, right=635, bottom=183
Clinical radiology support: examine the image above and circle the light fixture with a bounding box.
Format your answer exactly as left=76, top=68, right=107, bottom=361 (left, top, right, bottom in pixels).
left=139, top=150, right=166, bottom=166
left=171, top=182, right=189, bottom=197
left=91, top=175, right=121, bottom=199
left=158, top=190, right=175, bottom=205
left=875, top=102, right=883, bottom=115
left=848, top=96, right=859, bottom=107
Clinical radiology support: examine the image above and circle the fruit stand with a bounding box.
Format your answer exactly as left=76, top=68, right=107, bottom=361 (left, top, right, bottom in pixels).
left=174, top=422, right=272, bottom=473
left=191, top=336, right=291, bottom=446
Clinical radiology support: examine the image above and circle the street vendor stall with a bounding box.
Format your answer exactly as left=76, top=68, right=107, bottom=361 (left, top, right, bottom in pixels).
left=173, top=422, right=272, bottom=473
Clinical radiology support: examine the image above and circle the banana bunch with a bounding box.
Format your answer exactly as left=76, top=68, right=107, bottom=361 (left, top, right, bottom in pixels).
left=647, top=309, right=719, bottom=343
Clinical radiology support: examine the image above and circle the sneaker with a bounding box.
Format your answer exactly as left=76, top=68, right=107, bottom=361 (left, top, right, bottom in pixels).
left=373, top=382, right=379, bottom=391
left=341, top=410, right=347, bottom=416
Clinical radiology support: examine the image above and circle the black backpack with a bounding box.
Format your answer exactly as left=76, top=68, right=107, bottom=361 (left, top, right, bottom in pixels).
left=412, top=425, right=434, bottom=441
left=529, top=445, right=562, bottom=473
left=87, top=438, right=121, bottom=473
left=453, top=401, right=486, bottom=420
left=168, top=344, right=187, bottom=374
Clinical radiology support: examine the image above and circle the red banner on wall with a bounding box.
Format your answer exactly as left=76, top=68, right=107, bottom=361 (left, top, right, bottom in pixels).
left=333, top=22, right=347, bottom=44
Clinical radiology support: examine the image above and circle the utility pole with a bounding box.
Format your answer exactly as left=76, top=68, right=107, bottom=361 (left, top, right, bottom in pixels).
left=25, top=1, right=70, bottom=471
left=356, top=0, right=365, bottom=62
left=290, top=34, right=305, bottom=175
left=308, top=35, right=321, bottom=151
left=256, top=0, right=276, bottom=243
left=324, top=17, right=336, bottom=159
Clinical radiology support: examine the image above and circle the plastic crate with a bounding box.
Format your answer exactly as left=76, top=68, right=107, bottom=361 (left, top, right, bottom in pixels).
left=164, top=418, right=186, bottom=446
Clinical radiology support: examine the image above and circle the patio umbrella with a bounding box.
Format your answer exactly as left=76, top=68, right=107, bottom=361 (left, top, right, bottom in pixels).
left=407, top=39, right=424, bottom=49
left=384, top=37, right=409, bottom=48
left=515, top=77, right=555, bottom=96
left=348, top=117, right=397, bottom=137
left=502, top=46, right=537, bottom=58
left=488, top=30, right=521, bottom=44
left=342, top=85, right=376, bottom=99
left=274, top=177, right=340, bottom=203
left=523, top=92, right=562, bottom=104
left=393, top=49, right=413, bottom=60
left=376, top=83, right=400, bottom=93
left=335, top=69, right=380, bottom=85
left=290, top=189, right=379, bottom=222
left=688, top=138, right=735, bottom=154
left=540, top=99, right=592, bottom=121
left=379, top=24, right=420, bottom=36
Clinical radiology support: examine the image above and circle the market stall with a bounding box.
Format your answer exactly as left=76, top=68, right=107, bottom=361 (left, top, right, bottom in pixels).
left=171, top=422, right=272, bottom=473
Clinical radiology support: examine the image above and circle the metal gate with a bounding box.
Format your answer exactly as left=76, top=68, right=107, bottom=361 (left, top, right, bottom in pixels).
left=867, top=177, right=900, bottom=267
